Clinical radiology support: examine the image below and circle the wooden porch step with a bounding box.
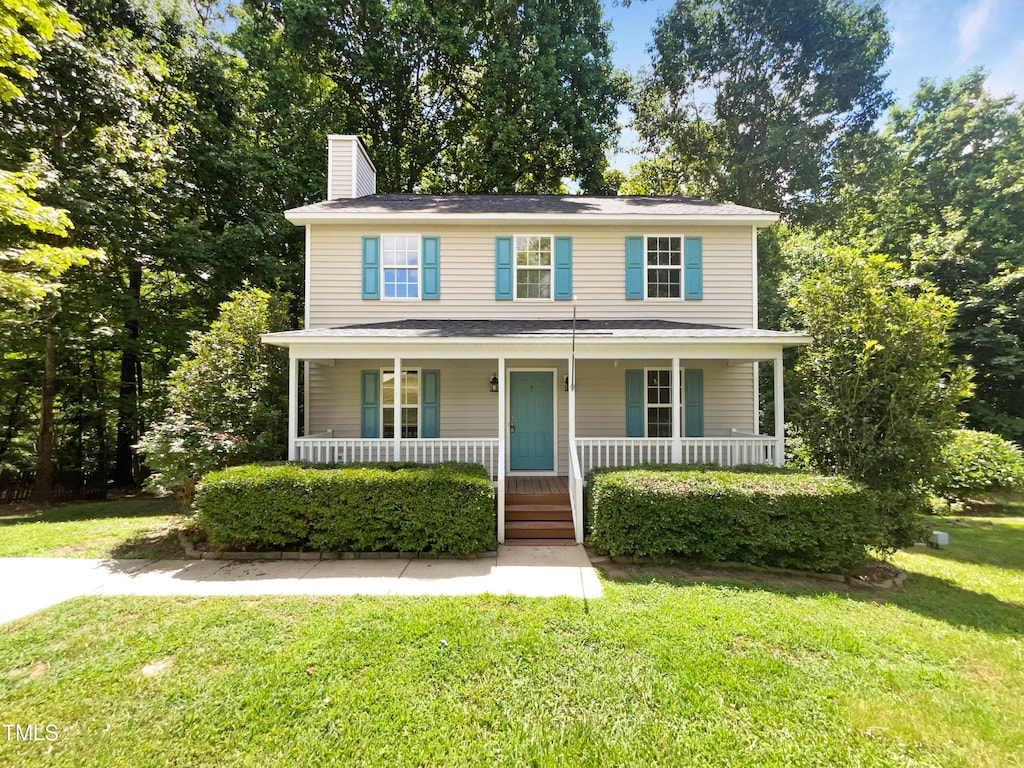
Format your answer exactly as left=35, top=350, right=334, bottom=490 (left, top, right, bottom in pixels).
left=505, top=504, right=572, bottom=521
left=503, top=539, right=578, bottom=547
left=506, top=492, right=569, bottom=506
left=505, top=521, right=575, bottom=539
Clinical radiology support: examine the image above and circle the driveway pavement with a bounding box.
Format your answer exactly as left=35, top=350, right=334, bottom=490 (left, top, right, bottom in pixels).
left=0, top=546, right=603, bottom=625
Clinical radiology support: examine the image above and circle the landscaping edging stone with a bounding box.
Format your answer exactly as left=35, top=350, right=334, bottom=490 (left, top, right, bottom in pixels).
left=177, top=533, right=497, bottom=561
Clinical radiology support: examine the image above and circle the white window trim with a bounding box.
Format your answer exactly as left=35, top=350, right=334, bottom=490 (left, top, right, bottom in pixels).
left=380, top=368, right=421, bottom=438
left=380, top=233, right=423, bottom=302
left=643, top=233, right=685, bottom=301
left=643, top=366, right=687, bottom=438
left=513, top=233, right=555, bottom=302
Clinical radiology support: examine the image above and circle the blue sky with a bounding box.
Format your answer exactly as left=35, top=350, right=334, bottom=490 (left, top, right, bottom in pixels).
left=601, top=0, right=1024, bottom=171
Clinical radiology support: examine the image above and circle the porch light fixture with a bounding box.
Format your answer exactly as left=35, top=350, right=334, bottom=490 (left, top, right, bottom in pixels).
left=564, top=376, right=569, bottom=392
left=489, top=374, right=499, bottom=393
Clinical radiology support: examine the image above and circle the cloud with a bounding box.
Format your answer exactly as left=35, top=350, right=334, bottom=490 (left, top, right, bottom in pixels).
left=958, top=0, right=998, bottom=62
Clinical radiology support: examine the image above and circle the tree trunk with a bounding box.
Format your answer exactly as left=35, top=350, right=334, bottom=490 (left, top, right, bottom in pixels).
left=31, top=333, right=57, bottom=505
left=113, top=260, right=143, bottom=487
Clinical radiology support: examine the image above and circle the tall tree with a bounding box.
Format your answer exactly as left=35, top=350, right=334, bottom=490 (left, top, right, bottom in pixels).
left=825, top=72, right=1024, bottom=442
left=235, top=0, right=626, bottom=194
left=629, top=0, right=891, bottom=218
left=793, top=246, right=971, bottom=547
left=0, top=0, right=102, bottom=501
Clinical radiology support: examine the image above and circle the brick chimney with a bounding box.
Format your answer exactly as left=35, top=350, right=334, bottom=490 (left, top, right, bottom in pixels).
left=327, top=135, right=376, bottom=199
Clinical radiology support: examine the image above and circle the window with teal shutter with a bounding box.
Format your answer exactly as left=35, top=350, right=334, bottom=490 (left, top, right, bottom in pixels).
left=625, top=369, right=644, bottom=437
left=684, top=236, right=703, bottom=300
left=421, top=370, right=440, bottom=438
left=684, top=369, right=704, bottom=437
left=421, top=237, right=440, bottom=300
left=495, top=237, right=513, bottom=300
left=361, top=237, right=380, bottom=299
left=360, top=370, right=380, bottom=438
left=625, top=237, right=644, bottom=299
left=554, top=237, right=573, bottom=300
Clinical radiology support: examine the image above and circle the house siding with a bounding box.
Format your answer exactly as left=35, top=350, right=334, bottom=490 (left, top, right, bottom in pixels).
left=307, top=224, right=755, bottom=328
left=574, top=360, right=756, bottom=437
left=353, top=147, right=376, bottom=198
left=328, top=142, right=353, bottom=199
left=306, top=358, right=755, bottom=467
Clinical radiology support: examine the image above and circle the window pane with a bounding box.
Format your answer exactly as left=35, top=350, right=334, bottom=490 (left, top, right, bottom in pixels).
left=401, top=407, right=418, bottom=438
left=647, top=407, right=672, bottom=437
left=646, top=236, right=681, bottom=266
left=516, top=268, right=551, bottom=299
left=647, top=268, right=681, bottom=298
left=515, top=235, right=551, bottom=266
left=384, top=268, right=419, bottom=299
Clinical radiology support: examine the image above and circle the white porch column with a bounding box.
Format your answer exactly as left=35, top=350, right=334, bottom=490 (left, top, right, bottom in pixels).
left=393, top=357, right=401, bottom=462
left=773, top=352, right=785, bottom=467
left=497, top=357, right=506, bottom=544
left=567, top=358, right=576, bottom=446
left=288, top=354, right=299, bottom=461
left=671, top=357, right=682, bottom=463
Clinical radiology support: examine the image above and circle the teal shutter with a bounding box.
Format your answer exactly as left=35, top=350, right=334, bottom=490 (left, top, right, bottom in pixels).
left=421, top=370, right=440, bottom=438
left=421, top=237, right=440, bottom=300
left=554, top=237, right=573, bottom=300
left=684, top=369, right=704, bottom=437
left=625, top=369, right=644, bottom=437
left=360, top=370, right=380, bottom=438
left=684, top=236, right=703, bottom=300
left=361, top=236, right=380, bottom=300
left=495, top=237, right=513, bottom=300
left=625, top=236, right=644, bottom=299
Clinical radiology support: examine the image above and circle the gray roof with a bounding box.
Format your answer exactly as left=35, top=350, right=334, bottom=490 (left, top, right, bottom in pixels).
left=287, top=194, right=776, bottom=218
left=265, top=319, right=806, bottom=340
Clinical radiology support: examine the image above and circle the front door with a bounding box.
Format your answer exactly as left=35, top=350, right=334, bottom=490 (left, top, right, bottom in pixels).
left=509, top=371, right=555, bottom=471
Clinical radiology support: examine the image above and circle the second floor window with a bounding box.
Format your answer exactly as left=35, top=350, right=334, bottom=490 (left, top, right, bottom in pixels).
left=515, top=235, right=553, bottom=299
left=647, top=236, right=682, bottom=298
left=382, top=235, right=419, bottom=299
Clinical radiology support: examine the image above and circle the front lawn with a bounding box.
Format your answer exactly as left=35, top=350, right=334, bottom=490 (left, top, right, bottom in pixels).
left=0, top=516, right=1021, bottom=767
left=0, top=497, right=184, bottom=558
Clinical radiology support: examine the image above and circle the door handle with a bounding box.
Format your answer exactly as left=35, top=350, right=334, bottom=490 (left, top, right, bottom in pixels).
left=510, top=424, right=516, bottom=433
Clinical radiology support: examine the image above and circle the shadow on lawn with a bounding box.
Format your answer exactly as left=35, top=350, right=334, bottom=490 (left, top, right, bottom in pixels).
left=599, top=564, right=1024, bottom=637
left=0, top=497, right=177, bottom=526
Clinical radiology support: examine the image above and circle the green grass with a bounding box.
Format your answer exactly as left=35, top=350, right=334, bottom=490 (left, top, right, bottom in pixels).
left=0, top=497, right=184, bottom=558
left=1, top=517, right=1022, bottom=767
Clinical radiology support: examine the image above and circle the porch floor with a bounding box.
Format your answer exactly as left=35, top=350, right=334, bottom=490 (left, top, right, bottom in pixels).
left=505, top=476, right=569, bottom=495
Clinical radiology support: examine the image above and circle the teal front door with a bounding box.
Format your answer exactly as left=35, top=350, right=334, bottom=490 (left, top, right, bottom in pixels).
left=509, top=371, right=555, bottom=471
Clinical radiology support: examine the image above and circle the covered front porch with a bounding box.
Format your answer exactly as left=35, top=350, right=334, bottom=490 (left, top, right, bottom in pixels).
left=263, top=320, right=811, bottom=544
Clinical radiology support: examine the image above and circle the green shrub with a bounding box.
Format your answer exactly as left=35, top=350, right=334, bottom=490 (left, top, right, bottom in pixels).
left=588, top=466, right=877, bottom=573
left=135, top=410, right=236, bottom=509
left=194, top=462, right=495, bottom=554
left=936, top=429, right=1024, bottom=497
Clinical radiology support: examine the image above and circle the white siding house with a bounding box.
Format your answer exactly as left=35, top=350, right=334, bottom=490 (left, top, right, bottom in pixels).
left=263, top=135, right=811, bottom=543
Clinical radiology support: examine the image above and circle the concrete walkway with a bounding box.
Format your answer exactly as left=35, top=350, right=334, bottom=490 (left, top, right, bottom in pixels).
left=0, top=546, right=603, bottom=625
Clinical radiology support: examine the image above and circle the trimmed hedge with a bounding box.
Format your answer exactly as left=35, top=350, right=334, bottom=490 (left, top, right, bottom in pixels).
left=194, top=462, right=495, bottom=555
left=588, top=465, right=877, bottom=573
left=936, top=429, right=1024, bottom=497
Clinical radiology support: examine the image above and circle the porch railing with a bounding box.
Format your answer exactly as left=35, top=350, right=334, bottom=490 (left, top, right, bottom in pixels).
left=294, top=436, right=499, bottom=480
left=574, top=437, right=779, bottom=476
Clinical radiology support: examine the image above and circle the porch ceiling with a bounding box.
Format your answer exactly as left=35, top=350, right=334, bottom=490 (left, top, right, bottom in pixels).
left=263, top=319, right=810, bottom=361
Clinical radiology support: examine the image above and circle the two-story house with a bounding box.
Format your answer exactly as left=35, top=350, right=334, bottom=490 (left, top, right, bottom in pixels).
left=263, top=136, right=811, bottom=545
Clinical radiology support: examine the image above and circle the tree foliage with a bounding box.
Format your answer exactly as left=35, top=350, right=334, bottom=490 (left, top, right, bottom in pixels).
left=136, top=285, right=289, bottom=505
left=237, top=0, right=626, bottom=194
left=629, top=0, right=891, bottom=218
left=792, top=246, right=971, bottom=547
left=823, top=71, right=1024, bottom=443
